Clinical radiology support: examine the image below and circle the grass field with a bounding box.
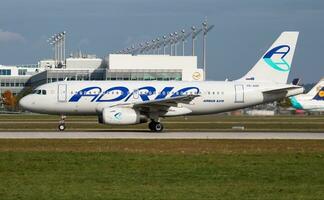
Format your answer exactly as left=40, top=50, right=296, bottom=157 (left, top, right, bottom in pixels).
left=1, top=114, right=324, bottom=132
left=0, top=140, right=324, bottom=200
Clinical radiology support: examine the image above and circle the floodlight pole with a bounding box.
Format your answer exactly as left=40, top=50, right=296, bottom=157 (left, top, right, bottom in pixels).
left=59, top=35, right=62, bottom=64
left=51, top=43, right=55, bottom=61
left=60, top=34, right=63, bottom=63
left=156, top=38, right=160, bottom=55
left=174, top=32, right=178, bottom=56
left=191, top=26, right=196, bottom=56
left=163, top=36, right=167, bottom=55
left=152, top=40, right=155, bottom=54
left=55, top=36, right=58, bottom=67
left=202, top=22, right=207, bottom=80
left=169, top=33, right=173, bottom=56
left=202, top=20, right=214, bottom=81
left=63, top=31, right=66, bottom=65
left=181, top=30, right=185, bottom=56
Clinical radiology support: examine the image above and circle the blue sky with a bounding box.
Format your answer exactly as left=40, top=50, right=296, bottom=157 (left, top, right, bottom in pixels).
left=0, top=0, right=323, bottom=83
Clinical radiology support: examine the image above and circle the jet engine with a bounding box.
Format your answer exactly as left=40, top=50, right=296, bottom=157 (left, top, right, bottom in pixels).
left=99, top=107, right=147, bottom=125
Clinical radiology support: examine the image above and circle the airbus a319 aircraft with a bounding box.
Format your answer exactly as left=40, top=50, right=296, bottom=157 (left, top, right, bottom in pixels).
left=20, top=32, right=303, bottom=132
left=290, top=78, right=324, bottom=112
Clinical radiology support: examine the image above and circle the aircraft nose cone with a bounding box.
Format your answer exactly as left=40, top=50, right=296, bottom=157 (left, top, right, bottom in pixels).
left=19, top=96, right=32, bottom=111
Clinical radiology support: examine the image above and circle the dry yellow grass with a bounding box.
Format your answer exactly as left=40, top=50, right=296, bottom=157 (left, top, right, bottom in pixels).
left=0, top=139, right=324, bottom=154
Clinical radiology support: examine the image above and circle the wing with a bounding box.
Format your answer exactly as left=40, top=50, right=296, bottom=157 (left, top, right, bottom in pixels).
left=111, top=94, right=199, bottom=113
left=134, top=94, right=199, bottom=108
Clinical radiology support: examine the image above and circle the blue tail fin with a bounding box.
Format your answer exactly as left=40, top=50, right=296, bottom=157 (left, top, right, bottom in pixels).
left=313, top=87, right=324, bottom=101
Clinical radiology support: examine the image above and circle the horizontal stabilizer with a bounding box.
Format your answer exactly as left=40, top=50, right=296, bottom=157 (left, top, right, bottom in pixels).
left=263, top=85, right=303, bottom=95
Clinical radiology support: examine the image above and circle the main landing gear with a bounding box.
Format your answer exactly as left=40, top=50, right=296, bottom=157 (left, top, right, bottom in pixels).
left=148, top=121, right=164, bottom=132
left=58, top=115, right=66, bottom=131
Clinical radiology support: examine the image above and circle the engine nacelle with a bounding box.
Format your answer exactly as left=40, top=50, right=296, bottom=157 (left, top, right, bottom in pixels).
left=101, top=107, right=147, bottom=125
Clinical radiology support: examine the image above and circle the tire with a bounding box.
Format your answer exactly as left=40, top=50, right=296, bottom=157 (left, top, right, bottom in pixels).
left=154, top=123, right=163, bottom=132
left=148, top=121, right=164, bottom=132
left=58, top=124, right=65, bottom=131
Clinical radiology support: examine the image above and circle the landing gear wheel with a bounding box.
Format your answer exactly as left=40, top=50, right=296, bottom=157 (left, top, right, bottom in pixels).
left=149, top=121, right=164, bottom=132
left=58, top=115, right=66, bottom=131
left=58, top=123, right=65, bottom=131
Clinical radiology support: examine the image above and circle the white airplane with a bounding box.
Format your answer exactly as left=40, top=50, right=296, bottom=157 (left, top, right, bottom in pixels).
left=290, top=78, right=324, bottom=112
left=20, top=31, right=303, bottom=132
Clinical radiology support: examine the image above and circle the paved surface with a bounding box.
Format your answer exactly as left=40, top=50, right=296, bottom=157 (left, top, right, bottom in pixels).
left=0, top=132, right=323, bottom=139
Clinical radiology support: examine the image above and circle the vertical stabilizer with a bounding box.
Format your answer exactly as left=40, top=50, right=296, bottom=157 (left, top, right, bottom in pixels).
left=305, top=78, right=324, bottom=99
left=239, top=32, right=299, bottom=83
left=313, top=87, right=324, bottom=101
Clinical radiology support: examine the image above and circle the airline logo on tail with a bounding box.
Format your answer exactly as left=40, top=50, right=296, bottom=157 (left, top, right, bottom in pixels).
left=313, top=87, right=324, bottom=101
left=263, top=45, right=291, bottom=72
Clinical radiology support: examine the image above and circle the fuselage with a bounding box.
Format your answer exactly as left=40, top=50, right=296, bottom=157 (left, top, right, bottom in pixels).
left=20, top=80, right=303, bottom=116
left=290, top=95, right=324, bottom=112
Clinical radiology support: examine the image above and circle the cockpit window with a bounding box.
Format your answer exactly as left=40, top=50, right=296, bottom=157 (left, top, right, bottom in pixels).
left=32, top=89, right=47, bottom=95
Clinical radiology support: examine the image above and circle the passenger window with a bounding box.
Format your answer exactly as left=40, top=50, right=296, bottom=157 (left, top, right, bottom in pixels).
left=36, top=90, right=41, bottom=95
left=42, top=90, right=46, bottom=95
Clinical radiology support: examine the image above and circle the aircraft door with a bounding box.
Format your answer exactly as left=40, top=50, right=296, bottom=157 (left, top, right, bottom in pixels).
left=58, top=84, right=67, bottom=102
left=133, top=89, right=139, bottom=99
left=234, top=85, right=244, bottom=103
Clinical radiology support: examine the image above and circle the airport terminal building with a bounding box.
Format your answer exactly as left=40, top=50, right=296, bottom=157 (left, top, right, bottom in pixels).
left=0, top=53, right=203, bottom=97
left=0, top=26, right=208, bottom=109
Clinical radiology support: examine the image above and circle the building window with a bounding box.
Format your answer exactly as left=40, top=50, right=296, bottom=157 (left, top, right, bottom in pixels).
left=0, top=69, right=11, bottom=76
left=18, top=69, right=27, bottom=75
left=107, top=71, right=182, bottom=81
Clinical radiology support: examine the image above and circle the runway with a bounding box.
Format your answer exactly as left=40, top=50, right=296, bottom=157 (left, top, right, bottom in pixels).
left=0, top=131, right=324, bottom=139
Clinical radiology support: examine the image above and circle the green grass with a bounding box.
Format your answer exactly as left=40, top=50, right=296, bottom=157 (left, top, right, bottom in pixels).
left=0, top=140, right=324, bottom=200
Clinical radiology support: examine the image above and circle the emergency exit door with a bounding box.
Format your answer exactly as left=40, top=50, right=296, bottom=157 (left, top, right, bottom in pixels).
left=234, top=85, right=244, bottom=103
left=58, top=84, right=67, bottom=102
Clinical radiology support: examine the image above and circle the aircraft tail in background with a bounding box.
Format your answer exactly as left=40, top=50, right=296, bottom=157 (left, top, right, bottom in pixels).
left=312, top=87, right=324, bottom=101
left=305, top=78, right=324, bottom=99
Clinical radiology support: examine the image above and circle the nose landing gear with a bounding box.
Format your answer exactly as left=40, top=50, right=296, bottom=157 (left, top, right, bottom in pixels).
left=58, top=115, right=66, bottom=131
